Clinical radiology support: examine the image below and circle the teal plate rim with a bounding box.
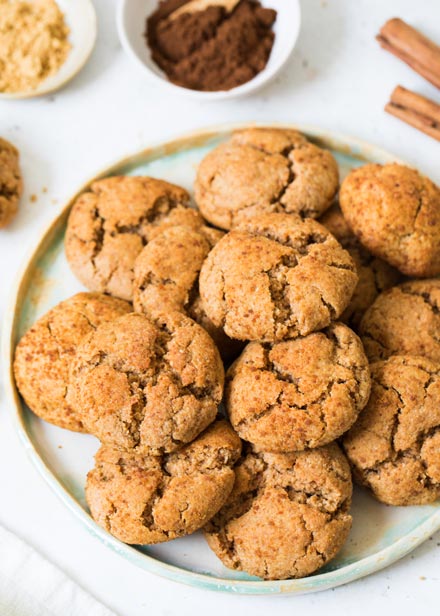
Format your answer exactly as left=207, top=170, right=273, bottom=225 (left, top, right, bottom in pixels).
left=3, top=123, right=440, bottom=595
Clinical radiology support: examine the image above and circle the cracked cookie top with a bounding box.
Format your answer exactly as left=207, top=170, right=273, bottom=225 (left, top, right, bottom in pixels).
left=13, top=292, right=131, bottom=432
left=226, top=322, right=371, bottom=451
left=339, top=163, right=440, bottom=277
left=86, top=420, right=242, bottom=545
left=194, top=128, right=339, bottom=230
left=320, top=204, right=401, bottom=329
left=204, top=442, right=352, bottom=580
left=343, top=356, right=440, bottom=506
left=199, top=212, right=358, bottom=342
left=360, top=280, right=440, bottom=362
left=133, top=224, right=243, bottom=364
left=68, top=311, right=225, bottom=454
left=0, top=137, right=22, bottom=228
left=65, top=176, right=196, bottom=301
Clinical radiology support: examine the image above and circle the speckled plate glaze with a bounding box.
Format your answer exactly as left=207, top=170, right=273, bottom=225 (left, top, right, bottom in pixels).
left=3, top=124, right=440, bottom=595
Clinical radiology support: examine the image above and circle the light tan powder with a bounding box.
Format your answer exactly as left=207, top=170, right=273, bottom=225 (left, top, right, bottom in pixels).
left=0, top=0, right=71, bottom=93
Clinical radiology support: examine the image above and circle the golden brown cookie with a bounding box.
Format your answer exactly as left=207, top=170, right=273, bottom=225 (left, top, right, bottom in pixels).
left=65, top=176, right=197, bottom=301
left=226, top=322, right=371, bottom=451
left=0, top=137, right=22, bottom=228
left=204, top=443, right=352, bottom=580
left=343, top=356, right=440, bottom=506
left=133, top=224, right=243, bottom=363
left=86, top=420, right=242, bottom=544
left=360, top=279, right=440, bottom=362
left=339, top=163, right=440, bottom=277
left=320, top=204, right=401, bottom=329
left=199, top=212, right=358, bottom=342
left=13, top=292, right=131, bottom=432
left=68, top=311, right=224, bottom=454
left=194, top=128, right=339, bottom=229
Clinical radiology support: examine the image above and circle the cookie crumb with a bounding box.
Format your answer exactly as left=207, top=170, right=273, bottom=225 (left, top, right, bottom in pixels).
left=30, top=194, right=37, bottom=203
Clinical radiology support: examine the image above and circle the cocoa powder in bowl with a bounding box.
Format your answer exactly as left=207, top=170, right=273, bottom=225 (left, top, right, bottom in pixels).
left=146, top=0, right=277, bottom=92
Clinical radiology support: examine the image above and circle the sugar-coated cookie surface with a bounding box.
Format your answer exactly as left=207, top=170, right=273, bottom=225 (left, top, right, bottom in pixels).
left=194, top=128, right=339, bottom=229
left=13, top=292, right=131, bottom=432
left=65, top=176, right=196, bottom=301
left=320, top=204, right=401, bottom=329
left=133, top=224, right=243, bottom=363
left=68, top=311, right=224, bottom=454
left=360, top=280, right=440, bottom=362
left=226, top=322, right=371, bottom=451
left=0, top=137, right=22, bottom=228
left=204, top=443, right=352, bottom=580
left=339, top=163, right=440, bottom=277
left=86, top=420, right=242, bottom=544
left=199, top=212, right=358, bottom=342
left=343, top=356, right=440, bottom=506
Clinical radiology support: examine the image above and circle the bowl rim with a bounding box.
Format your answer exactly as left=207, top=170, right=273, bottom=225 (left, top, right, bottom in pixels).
left=116, top=0, right=302, bottom=100
left=0, top=0, right=97, bottom=101
left=3, top=122, right=440, bottom=595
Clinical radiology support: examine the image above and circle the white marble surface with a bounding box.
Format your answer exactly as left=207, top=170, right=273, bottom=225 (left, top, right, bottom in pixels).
left=1, top=0, right=439, bottom=614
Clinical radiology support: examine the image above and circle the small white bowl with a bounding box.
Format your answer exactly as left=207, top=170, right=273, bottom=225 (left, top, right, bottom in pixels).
left=117, top=0, right=301, bottom=100
left=0, top=0, right=97, bottom=100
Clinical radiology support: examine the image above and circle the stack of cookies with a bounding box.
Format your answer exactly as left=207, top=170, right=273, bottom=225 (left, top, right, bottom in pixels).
left=13, top=128, right=440, bottom=581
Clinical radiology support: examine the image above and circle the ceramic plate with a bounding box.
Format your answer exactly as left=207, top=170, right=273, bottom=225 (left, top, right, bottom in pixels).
left=3, top=124, right=440, bottom=595
left=0, top=0, right=97, bottom=100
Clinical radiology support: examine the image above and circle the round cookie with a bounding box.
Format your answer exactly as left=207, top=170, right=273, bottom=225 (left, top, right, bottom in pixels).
left=65, top=175, right=198, bottom=301
left=194, top=128, right=339, bottom=229
left=68, top=311, right=224, bottom=454
left=226, top=322, right=370, bottom=451
left=360, top=280, right=440, bottom=362
left=320, top=204, right=401, bottom=329
left=133, top=224, right=223, bottom=315
left=13, top=292, right=131, bottom=432
left=0, top=137, right=22, bottom=228
left=133, top=224, right=243, bottom=363
left=339, top=163, right=440, bottom=277
left=86, top=420, right=242, bottom=544
left=343, top=356, right=440, bottom=506
left=199, top=212, right=358, bottom=342
left=204, top=443, right=352, bottom=580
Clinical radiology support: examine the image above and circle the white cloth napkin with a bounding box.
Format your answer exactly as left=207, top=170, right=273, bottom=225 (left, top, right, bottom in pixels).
left=0, top=524, right=117, bottom=616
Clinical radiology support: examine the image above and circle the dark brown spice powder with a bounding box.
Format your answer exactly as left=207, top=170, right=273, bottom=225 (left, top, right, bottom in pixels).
left=146, top=0, right=277, bottom=92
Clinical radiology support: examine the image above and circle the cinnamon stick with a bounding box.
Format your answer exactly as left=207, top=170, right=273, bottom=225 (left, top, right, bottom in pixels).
left=377, top=18, right=440, bottom=89
left=385, top=85, right=440, bottom=141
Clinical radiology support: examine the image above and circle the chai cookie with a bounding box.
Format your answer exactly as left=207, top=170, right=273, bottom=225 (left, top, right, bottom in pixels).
left=133, top=224, right=243, bottom=363
left=226, top=322, right=370, bottom=451
left=320, top=204, right=401, bottom=328
left=65, top=176, right=197, bottom=301
left=86, top=420, right=242, bottom=544
left=199, top=212, right=358, bottom=342
left=204, top=443, right=352, bottom=580
left=360, top=280, right=440, bottom=362
left=13, top=292, right=131, bottom=432
left=343, top=356, right=440, bottom=506
left=69, top=311, right=224, bottom=454
left=0, top=137, right=22, bottom=228
left=194, top=128, right=339, bottom=229
left=339, top=163, right=440, bottom=277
